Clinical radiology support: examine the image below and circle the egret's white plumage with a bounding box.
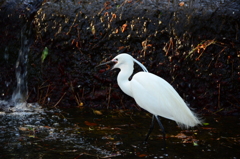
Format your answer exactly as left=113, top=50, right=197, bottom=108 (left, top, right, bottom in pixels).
left=130, top=72, right=200, bottom=128
left=102, top=53, right=201, bottom=129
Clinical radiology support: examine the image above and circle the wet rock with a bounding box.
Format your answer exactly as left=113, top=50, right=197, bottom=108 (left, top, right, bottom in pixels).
left=0, top=0, right=240, bottom=114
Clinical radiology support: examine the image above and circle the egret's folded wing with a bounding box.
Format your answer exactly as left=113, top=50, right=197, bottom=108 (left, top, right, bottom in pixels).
left=131, top=72, right=201, bottom=128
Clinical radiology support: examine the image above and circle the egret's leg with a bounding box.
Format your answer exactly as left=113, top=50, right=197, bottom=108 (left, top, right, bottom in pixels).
left=144, top=115, right=155, bottom=142
left=155, top=115, right=166, bottom=140
left=155, top=115, right=167, bottom=151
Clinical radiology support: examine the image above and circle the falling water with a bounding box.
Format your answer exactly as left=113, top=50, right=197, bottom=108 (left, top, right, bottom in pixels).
left=0, top=0, right=43, bottom=113
left=11, top=24, right=29, bottom=105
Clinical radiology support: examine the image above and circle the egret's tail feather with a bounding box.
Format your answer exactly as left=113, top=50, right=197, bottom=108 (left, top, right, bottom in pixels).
left=176, top=110, right=203, bottom=129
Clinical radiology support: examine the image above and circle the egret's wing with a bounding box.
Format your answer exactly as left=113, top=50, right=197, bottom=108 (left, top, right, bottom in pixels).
left=130, top=72, right=201, bottom=128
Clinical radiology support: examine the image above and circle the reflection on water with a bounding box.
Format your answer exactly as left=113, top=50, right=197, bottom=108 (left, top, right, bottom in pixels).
left=0, top=108, right=239, bottom=158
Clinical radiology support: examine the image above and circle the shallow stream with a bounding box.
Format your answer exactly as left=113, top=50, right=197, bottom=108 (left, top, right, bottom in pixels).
left=0, top=106, right=239, bottom=158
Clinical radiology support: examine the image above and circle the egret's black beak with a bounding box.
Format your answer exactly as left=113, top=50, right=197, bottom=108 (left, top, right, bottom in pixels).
left=96, top=60, right=114, bottom=67
left=96, top=59, right=117, bottom=70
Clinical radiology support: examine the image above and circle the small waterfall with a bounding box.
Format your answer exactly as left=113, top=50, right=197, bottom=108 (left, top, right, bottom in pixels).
left=0, top=0, right=43, bottom=113
left=11, top=24, right=30, bottom=105
left=8, top=23, right=36, bottom=113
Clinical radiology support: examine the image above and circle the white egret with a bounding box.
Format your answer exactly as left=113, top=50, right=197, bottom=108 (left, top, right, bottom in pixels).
left=97, top=53, right=202, bottom=144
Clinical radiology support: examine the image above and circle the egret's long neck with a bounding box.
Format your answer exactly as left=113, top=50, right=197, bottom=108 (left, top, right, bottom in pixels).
left=117, top=65, right=133, bottom=97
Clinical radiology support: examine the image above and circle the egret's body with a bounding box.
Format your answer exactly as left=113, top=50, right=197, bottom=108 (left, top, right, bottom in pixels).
left=119, top=71, right=200, bottom=128
left=98, top=53, right=202, bottom=143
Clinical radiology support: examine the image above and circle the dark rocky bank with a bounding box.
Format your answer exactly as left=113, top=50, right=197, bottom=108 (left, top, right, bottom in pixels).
left=0, top=0, right=239, bottom=115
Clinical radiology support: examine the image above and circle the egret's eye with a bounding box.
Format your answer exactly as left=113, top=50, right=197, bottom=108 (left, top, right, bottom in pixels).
left=112, top=58, right=118, bottom=63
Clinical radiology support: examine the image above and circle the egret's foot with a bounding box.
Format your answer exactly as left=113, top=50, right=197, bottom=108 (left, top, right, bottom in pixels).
left=142, top=140, right=149, bottom=145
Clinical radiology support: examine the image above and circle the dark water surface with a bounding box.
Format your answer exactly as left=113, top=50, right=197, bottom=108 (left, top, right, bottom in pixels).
left=0, top=108, right=239, bottom=159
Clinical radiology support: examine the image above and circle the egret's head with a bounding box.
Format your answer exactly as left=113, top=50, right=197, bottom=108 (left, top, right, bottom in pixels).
left=97, top=53, right=134, bottom=70
left=111, top=53, right=134, bottom=70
